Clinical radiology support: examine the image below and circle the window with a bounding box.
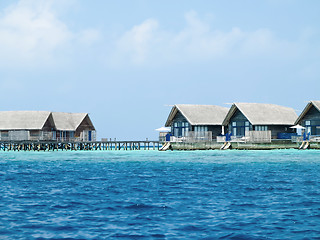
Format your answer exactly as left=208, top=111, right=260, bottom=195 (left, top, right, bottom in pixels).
left=70, top=132, right=75, bottom=139
left=172, top=121, right=190, bottom=137
left=305, top=120, right=320, bottom=135
left=233, top=127, right=237, bottom=136
left=245, top=121, right=250, bottom=132
left=231, top=121, right=252, bottom=136
left=174, top=127, right=179, bottom=137
left=256, top=126, right=268, bottom=131
left=195, top=126, right=208, bottom=132
left=1, top=131, right=8, bottom=137
left=30, top=131, right=40, bottom=137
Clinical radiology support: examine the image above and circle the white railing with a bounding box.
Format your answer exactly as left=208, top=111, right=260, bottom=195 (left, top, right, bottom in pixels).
left=247, top=131, right=271, bottom=143
left=170, top=131, right=212, bottom=142
left=8, top=130, right=29, bottom=141
left=216, top=136, right=226, bottom=143
left=218, top=131, right=272, bottom=143
left=170, top=136, right=186, bottom=142
left=186, top=131, right=212, bottom=142
left=56, top=137, right=83, bottom=142
left=291, top=135, right=320, bottom=143
left=230, top=136, right=248, bottom=142
left=158, top=132, right=167, bottom=142
left=0, top=130, right=97, bottom=142
left=39, top=131, right=55, bottom=141
left=310, top=136, right=320, bottom=142
left=291, top=136, right=303, bottom=142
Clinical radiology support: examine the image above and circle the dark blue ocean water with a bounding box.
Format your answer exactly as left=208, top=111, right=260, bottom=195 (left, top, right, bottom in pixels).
left=1, top=150, right=320, bottom=239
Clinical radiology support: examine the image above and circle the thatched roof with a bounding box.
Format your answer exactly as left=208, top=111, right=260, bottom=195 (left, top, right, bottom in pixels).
left=223, top=103, right=298, bottom=126
left=295, top=100, right=320, bottom=125
left=165, top=104, right=229, bottom=126
left=52, top=112, right=95, bottom=131
left=313, top=101, right=320, bottom=111
left=0, top=111, right=51, bottom=130
left=0, top=111, right=95, bottom=131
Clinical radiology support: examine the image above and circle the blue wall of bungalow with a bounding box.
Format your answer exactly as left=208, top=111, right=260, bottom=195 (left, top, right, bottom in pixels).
left=170, top=111, right=223, bottom=139
left=227, top=109, right=295, bottom=138
left=298, top=106, right=320, bottom=136
left=168, top=107, right=298, bottom=141
left=171, top=111, right=190, bottom=138
left=227, top=110, right=252, bottom=137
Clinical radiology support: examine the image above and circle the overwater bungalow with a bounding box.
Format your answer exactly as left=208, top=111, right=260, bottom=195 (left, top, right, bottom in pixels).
left=294, top=101, right=320, bottom=137
left=165, top=104, right=229, bottom=141
left=0, top=111, right=96, bottom=142
left=52, top=112, right=96, bottom=141
left=0, top=111, right=55, bottom=141
left=222, top=103, right=298, bottom=140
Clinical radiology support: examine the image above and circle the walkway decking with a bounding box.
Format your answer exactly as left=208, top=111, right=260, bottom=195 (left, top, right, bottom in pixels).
left=169, top=140, right=320, bottom=150
left=0, top=140, right=161, bottom=151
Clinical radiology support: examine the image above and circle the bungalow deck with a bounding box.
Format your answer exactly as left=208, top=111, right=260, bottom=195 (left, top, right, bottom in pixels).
left=168, top=140, right=320, bottom=150
left=0, top=140, right=161, bottom=151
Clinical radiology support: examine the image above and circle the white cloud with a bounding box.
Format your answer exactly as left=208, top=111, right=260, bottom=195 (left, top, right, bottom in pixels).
left=0, top=0, right=100, bottom=68
left=78, top=29, right=101, bottom=45
left=115, top=19, right=159, bottom=64
left=0, top=0, right=72, bottom=66
left=109, top=11, right=299, bottom=66
left=0, top=2, right=306, bottom=69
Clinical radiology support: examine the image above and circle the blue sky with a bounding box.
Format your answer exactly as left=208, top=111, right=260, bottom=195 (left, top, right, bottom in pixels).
left=0, top=0, right=319, bottom=140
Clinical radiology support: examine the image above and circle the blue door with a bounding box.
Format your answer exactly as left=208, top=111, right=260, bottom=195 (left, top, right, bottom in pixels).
left=166, top=133, right=172, bottom=141
left=88, top=131, right=92, bottom=141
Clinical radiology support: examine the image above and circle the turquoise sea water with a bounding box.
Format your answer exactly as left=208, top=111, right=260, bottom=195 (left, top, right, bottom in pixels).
left=1, top=150, right=320, bottom=239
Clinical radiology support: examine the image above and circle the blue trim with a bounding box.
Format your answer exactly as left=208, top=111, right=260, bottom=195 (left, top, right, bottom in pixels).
left=230, top=121, right=252, bottom=137
left=304, top=120, right=320, bottom=135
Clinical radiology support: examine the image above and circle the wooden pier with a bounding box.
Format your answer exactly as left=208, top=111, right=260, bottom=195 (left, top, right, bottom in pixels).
left=0, top=140, right=161, bottom=151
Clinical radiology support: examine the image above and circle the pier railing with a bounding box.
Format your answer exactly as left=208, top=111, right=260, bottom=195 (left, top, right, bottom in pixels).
left=0, top=140, right=161, bottom=151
